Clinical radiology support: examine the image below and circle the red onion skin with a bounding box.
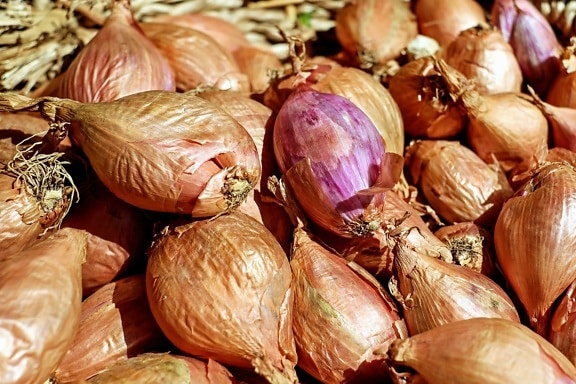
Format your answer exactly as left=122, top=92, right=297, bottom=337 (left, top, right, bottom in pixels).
left=273, top=85, right=402, bottom=236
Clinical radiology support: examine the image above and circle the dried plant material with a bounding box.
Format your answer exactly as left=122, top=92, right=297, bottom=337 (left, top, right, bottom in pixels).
left=386, top=318, right=576, bottom=384
left=0, top=227, right=87, bottom=384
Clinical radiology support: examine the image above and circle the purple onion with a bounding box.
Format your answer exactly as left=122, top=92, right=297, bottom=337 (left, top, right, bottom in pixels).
left=491, top=0, right=562, bottom=96
left=273, top=85, right=402, bottom=237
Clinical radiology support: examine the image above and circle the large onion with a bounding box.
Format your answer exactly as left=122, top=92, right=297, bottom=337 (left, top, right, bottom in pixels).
left=0, top=91, right=261, bottom=217
left=146, top=211, right=298, bottom=384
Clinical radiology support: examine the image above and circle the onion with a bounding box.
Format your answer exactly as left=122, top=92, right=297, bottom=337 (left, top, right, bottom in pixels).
left=441, top=24, right=523, bottom=94
left=546, top=44, right=576, bottom=108
left=528, top=85, right=576, bottom=151
left=435, top=58, right=549, bottom=173
left=62, top=177, right=152, bottom=297
left=290, top=227, right=406, bottom=383
left=434, top=222, right=498, bottom=279
left=273, top=85, right=404, bottom=237
left=316, top=189, right=452, bottom=280
left=0, top=91, right=261, bottom=217
left=0, top=227, right=86, bottom=384
left=386, top=317, right=576, bottom=383
left=547, top=146, right=576, bottom=165
left=146, top=211, right=298, bottom=384
left=335, top=0, right=418, bottom=68
left=232, top=45, right=283, bottom=94
left=494, top=162, right=576, bottom=335
left=197, top=90, right=293, bottom=251
left=53, top=274, right=168, bottom=383
left=405, top=139, right=513, bottom=227
left=149, top=13, right=251, bottom=54
left=548, top=279, right=576, bottom=365
left=414, top=0, right=487, bottom=47
left=390, top=235, right=519, bottom=336
left=491, top=0, right=563, bottom=96
left=387, top=56, right=468, bottom=139
left=0, top=112, right=50, bottom=164
left=79, top=353, right=236, bottom=384
left=57, top=0, right=175, bottom=103
left=141, top=22, right=250, bottom=93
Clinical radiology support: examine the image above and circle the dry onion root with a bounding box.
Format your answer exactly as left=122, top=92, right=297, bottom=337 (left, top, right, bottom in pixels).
left=0, top=227, right=87, bottom=384
left=385, top=317, right=576, bottom=383
left=146, top=211, right=298, bottom=384
left=0, top=91, right=261, bottom=217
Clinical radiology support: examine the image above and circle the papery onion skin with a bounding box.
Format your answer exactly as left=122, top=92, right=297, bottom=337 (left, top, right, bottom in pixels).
left=62, top=178, right=152, bottom=297
left=335, top=0, right=418, bottom=68
left=146, top=212, right=298, bottom=384
left=494, top=162, right=576, bottom=335
left=232, top=45, right=283, bottom=94
left=548, top=280, right=576, bottom=366
left=0, top=91, right=261, bottom=217
left=0, top=112, right=50, bottom=164
left=57, top=0, right=175, bottom=103
left=141, top=22, right=250, bottom=93
left=53, top=274, right=168, bottom=383
left=387, top=56, right=467, bottom=139
left=414, top=0, right=487, bottom=47
left=529, top=88, right=576, bottom=151
left=405, top=140, right=513, bottom=227
left=442, top=25, right=523, bottom=94
left=391, top=238, right=520, bottom=336
left=547, top=70, right=576, bottom=108
left=0, top=227, right=86, bottom=384
left=290, top=228, right=406, bottom=383
left=273, top=86, right=402, bottom=237
left=386, top=318, right=576, bottom=384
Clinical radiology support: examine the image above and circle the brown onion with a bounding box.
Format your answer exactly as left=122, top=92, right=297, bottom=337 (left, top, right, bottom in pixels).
left=62, top=178, right=152, bottom=297
left=146, top=212, right=298, bottom=384
left=57, top=0, right=175, bottom=103
left=197, top=90, right=293, bottom=251
left=547, top=146, right=576, bottom=165
left=386, top=317, right=576, bottom=383
left=335, top=0, right=418, bottom=68
left=0, top=227, right=86, bottom=383
left=390, top=235, right=519, bottom=336
left=141, top=22, right=249, bottom=93
left=316, top=189, right=452, bottom=280
left=548, top=280, right=576, bottom=365
left=232, top=45, right=283, bottom=94
left=0, top=91, right=261, bottom=217
left=414, top=0, right=487, bottom=46
left=53, top=274, right=168, bottom=383
left=387, top=56, right=468, bottom=139
left=290, top=227, right=406, bottom=383
left=547, top=64, right=576, bottom=108
left=81, top=353, right=236, bottom=384
left=0, top=112, right=50, bottom=164
left=436, top=58, right=549, bottom=172
left=494, top=162, right=576, bottom=335
left=442, top=24, right=523, bottom=94
left=149, top=13, right=250, bottom=54
left=405, top=139, right=513, bottom=227
left=434, top=222, right=498, bottom=279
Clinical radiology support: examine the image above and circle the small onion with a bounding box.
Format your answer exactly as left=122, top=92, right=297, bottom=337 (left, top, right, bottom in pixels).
left=546, top=45, right=576, bottom=108
left=57, top=0, right=175, bottom=103
left=390, top=236, right=519, bottom=336
left=290, top=227, right=406, bottom=383
left=442, top=24, right=523, bottom=94
left=494, top=162, right=576, bottom=335
left=405, top=139, right=513, bottom=227
left=146, top=212, right=298, bottom=384
left=547, top=146, right=576, bottom=165
left=232, top=45, right=283, bottom=94
left=491, top=0, right=562, bottom=96
left=548, top=279, right=576, bottom=365
left=387, top=56, right=468, bottom=139
left=386, top=318, right=576, bottom=383
left=141, top=22, right=250, bottom=93
left=435, top=58, right=549, bottom=172
left=414, top=0, right=487, bottom=47
left=62, top=178, right=152, bottom=297
left=0, top=91, right=261, bottom=217
left=273, top=85, right=403, bottom=237
left=335, top=0, right=418, bottom=68
left=0, top=227, right=86, bottom=384
left=53, top=274, right=168, bottom=383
